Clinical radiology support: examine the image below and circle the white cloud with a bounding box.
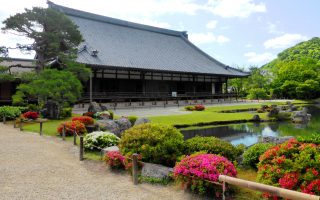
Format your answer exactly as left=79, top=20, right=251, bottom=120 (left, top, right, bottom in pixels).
left=244, top=52, right=276, bottom=63
left=245, top=43, right=253, bottom=48
left=189, top=32, right=230, bottom=45
left=266, top=22, right=284, bottom=34
left=264, top=33, right=308, bottom=49
left=205, top=0, right=266, bottom=18
left=206, top=20, right=218, bottom=29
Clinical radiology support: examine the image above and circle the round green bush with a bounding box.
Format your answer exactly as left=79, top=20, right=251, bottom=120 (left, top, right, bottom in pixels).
left=119, top=123, right=184, bottom=167
left=184, top=136, right=242, bottom=161
left=242, top=143, right=274, bottom=169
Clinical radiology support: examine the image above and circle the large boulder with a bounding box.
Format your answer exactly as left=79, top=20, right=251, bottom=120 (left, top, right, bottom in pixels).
left=292, top=108, right=311, bottom=123
left=134, top=118, right=151, bottom=126
left=115, top=117, right=132, bottom=134
left=141, top=162, right=173, bottom=179
left=88, top=101, right=107, bottom=113
left=261, top=136, right=294, bottom=145
left=96, top=120, right=120, bottom=135
left=252, top=115, right=261, bottom=122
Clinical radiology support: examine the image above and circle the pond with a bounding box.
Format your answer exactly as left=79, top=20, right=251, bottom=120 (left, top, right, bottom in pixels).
left=181, top=105, right=320, bottom=146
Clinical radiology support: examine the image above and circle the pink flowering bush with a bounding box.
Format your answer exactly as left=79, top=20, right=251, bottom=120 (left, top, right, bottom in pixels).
left=173, top=153, right=237, bottom=194
left=105, top=151, right=125, bottom=169
left=257, top=138, right=320, bottom=198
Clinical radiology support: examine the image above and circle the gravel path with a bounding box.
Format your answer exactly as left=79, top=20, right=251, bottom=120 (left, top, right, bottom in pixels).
left=0, top=124, right=202, bottom=200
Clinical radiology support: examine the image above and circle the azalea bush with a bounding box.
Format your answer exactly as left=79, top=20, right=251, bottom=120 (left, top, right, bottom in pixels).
left=184, top=136, right=243, bottom=161
left=105, top=151, right=125, bottom=169
left=297, top=134, right=320, bottom=144
left=84, top=131, right=120, bottom=150
left=257, top=139, right=320, bottom=196
left=184, top=105, right=205, bottom=111
left=242, top=143, right=274, bottom=169
left=173, top=153, right=237, bottom=194
left=57, top=121, right=87, bottom=136
left=22, top=111, right=39, bottom=120
left=119, top=123, right=184, bottom=167
left=83, top=111, right=94, bottom=118
left=72, top=116, right=94, bottom=126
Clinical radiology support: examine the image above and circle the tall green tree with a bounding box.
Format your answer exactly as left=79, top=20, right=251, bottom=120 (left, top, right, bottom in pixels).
left=1, top=7, right=83, bottom=72
left=13, top=69, right=82, bottom=117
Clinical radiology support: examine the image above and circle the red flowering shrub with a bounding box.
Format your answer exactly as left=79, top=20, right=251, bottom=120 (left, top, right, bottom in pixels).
left=194, top=104, right=205, bottom=111
left=257, top=138, right=320, bottom=197
left=22, top=111, right=39, bottom=120
left=82, top=112, right=94, bottom=118
left=72, top=116, right=94, bottom=126
left=105, top=151, right=125, bottom=169
left=173, top=153, right=237, bottom=194
left=57, top=121, right=87, bottom=136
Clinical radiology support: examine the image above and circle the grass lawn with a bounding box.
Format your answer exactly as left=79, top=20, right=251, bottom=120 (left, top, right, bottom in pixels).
left=233, top=168, right=261, bottom=200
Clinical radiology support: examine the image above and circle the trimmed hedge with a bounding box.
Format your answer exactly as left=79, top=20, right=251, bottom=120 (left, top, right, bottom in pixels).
left=242, top=143, right=274, bottom=169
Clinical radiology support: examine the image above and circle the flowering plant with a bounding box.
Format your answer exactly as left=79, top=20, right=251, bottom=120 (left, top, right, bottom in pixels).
left=194, top=104, right=205, bottom=111
left=257, top=139, right=320, bottom=197
left=22, top=111, right=39, bottom=120
left=173, top=153, right=237, bottom=194
left=105, top=151, right=125, bottom=169
left=82, top=112, right=94, bottom=118
left=84, top=131, right=120, bottom=150
left=57, top=121, right=87, bottom=136
left=72, top=116, right=94, bottom=126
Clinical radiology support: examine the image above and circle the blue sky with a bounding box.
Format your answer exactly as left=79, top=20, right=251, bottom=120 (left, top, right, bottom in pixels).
left=0, top=0, right=319, bottom=69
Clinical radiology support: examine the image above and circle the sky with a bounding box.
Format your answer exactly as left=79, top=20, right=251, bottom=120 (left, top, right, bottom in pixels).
left=0, top=0, right=319, bottom=69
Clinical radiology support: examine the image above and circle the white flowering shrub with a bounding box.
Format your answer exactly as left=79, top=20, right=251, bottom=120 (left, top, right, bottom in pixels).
left=84, top=131, right=120, bottom=150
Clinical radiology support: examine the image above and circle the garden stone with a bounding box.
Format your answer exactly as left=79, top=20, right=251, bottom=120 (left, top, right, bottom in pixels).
left=141, top=162, right=173, bottom=179
left=252, top=115, right=260, bottom=122
left=292, top=109, right=311, bottom=124
left=134, top=118, right=150, bottom=126
left=88, top=101, right=107, bottom=113
left=115, top=117, right=131, bottom=134
left=101, top=146, right=119, bottom=156
left=45, top=100, right=59, bottom=119
left=96, top=120, right=120, bottom=136
left=261, top=136, right=294, bottom=145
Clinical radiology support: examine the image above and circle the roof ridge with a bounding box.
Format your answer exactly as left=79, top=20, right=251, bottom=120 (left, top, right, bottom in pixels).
left=48, top=1, right=185, bottom=37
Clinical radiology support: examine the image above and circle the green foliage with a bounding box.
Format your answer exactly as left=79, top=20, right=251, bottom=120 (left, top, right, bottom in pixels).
left=184, top=136, right=242, bottom=161
left=12, top=91, right=26, bottom=106
left=247, top=88, right=269, bottom=99
left=128, top=115, right=138, bottom=124
left=139, top=176, right=172, bottom=185
left=0, top=66, right=14, bottom=82
left=0, top=106, right=25, bottom=119
left=297, top=134, right=320, bottom=144
left=242, top=143, right=274, bottom=169
left=27, top=104, right=41, bottom=112
left=119, top=123, right=184, bottom=167
left=14, top=69, right=82, bottom=110
left=2, top=7, right=83, bottom=71
left=84, top=131, right=120, bottom=150
left=59, top=107, right=72, bottom=118
left=109, top=110, right=114, bottom=120
left=62, top=61, right=91, bottom=82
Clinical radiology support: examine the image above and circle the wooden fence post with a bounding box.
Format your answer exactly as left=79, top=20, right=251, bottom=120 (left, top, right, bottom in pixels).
left=132, top=153, right=139, bottom=185
left=62, top=124, right=66, bottom=141
left=79, top=136, right=84, bottom=161
left=39, top=121, right=43, bottom=136
left=13, top=119, right=16, bottom=128
left=73, top=130, right=77, bottom=145
left=3, top=115, right=6, bottom=124
left=20, top=119, right=23, bottom=131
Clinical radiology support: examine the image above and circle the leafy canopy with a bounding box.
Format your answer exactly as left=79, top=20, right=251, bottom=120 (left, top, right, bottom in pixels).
left=1, top=7, right=83, bottom=71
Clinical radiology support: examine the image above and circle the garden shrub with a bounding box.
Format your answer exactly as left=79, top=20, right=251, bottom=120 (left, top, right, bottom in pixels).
left=109, top=110, right=114, bottom=120
left=72, top=116, right=94, bottom=126
left=57, top=121, right=87, bottom=136
left=119, top=123, right=184, bottom=167
left=194, top=104, right=205, bottom=111
left=184, top=105, right=194, bottom=111
left=27, top=104, right=41, bottom=112
left=242, top=143, right=274, bottom=169
left=94, top=111, right=110, bottom=119
left=84, top=131, right=120, bottom=150
left=173, top=153, right=237, bottom=194
left=22, top=111, right=39, bottom=120
left=105, top=151, right=125, bottom=169
left=59, top=107, right=72, bottom=118
left=0, top=106, right=24, bottom=119
left=128, top=115, right=138, bottom=125
left=257, top=139, right=320, bottom=196
left=83, top=111, right=94, bottom=118
left=297, top=134, right=320, bottom=144
left=184, top=136, right=242, bottom=161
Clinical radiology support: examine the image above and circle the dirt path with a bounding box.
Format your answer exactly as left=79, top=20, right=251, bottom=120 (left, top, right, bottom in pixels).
left=0, top=124, right=202, bottom=200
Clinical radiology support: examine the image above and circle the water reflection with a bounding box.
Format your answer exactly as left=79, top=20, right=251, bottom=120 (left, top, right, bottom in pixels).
left=181, top=105, right=320, bottom=146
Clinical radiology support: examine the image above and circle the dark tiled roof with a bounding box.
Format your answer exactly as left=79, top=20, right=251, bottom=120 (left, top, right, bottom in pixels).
left=49, top=2, right=249, bottom=77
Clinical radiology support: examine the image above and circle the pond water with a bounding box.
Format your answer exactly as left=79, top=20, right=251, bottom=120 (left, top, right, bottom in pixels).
left=181, top=105, right=320, bottom=146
